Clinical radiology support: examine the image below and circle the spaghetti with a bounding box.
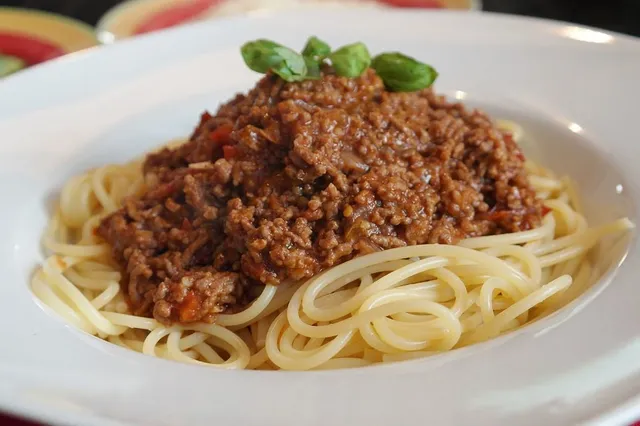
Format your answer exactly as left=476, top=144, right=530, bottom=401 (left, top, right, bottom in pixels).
left=31, top=123, right=633, bottom=370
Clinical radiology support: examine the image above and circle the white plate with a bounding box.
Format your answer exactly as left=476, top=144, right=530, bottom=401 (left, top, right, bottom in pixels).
left=1, top=8, right=640, bottom=426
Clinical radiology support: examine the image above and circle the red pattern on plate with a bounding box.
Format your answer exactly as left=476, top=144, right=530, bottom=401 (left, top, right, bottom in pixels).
left=0, top=32, right=65, bottom=66
left=132, top=0, right=448, bottom=36
left=134, top=0, right=223, bottom=35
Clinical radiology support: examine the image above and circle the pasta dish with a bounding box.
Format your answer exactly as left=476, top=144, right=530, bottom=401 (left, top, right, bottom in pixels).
left=31, top=37, right=633, bottom=370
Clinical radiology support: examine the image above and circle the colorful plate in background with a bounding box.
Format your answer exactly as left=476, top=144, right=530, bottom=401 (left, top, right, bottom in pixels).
left=97, top=0, right=479, bottom=43
left=0, top=7, right=97, bottom=77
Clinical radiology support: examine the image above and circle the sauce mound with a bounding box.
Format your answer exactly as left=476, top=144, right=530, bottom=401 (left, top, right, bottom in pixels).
left=98, top=70, right=542, bottom=325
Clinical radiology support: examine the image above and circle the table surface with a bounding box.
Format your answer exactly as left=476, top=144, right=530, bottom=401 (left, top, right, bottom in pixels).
left=1, top=0, right=639, bottom=425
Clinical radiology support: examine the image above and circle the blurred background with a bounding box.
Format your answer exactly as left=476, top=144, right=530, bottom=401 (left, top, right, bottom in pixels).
left=0, top=0, right=639, bottom=34
left=0, top=0, right=637, bottom=33
left=0, top=0, right=639, bottom=79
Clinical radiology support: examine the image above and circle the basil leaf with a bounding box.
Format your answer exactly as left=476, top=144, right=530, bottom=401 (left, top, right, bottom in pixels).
left=302, top=37, right=329, bottom=80
left=329, top=42, right=371, bottom=78
left=241, top=39, right=308, bottom=82
left=371, top=52, right=438, bottom=92
left=304, top=56, right=321, bottom=79
left=271, top=46, right=308, bottom=81
left=240, top=39, right=438, bottom=88
left=302, top=36, right=331, bottom=61
left=241, top=39, right=284, bottom=73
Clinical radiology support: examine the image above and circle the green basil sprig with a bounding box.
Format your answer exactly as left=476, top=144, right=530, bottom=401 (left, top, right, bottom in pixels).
left=371, top=52, right=438, bottom=92
left=241, top=39, right=307, bottom=82
left=302, top=36, right=331, bottom=61
left=240, top=36, right=438, bottom=92
left=302, top=36, right=331, bottom=79
left=328, top=43, right=371, bottom=78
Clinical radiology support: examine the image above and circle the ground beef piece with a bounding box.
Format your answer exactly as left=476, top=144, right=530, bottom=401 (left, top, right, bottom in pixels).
left=98, top=69, right=542, bottom=325
left=97, top=168, right=248, bottom=325
left=152, top=271, right=241, bottom=323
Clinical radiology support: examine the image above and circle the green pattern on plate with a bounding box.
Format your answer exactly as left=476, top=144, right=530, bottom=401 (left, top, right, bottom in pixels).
left=0, top=54, right=26, bottom=77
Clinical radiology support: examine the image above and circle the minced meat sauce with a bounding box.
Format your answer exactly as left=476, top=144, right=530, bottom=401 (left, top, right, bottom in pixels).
left=97, top=69, right=542, bottom=325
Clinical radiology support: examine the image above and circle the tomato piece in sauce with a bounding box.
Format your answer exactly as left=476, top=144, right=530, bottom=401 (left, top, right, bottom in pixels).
left=197, top=111, right=212, bottom=128
left=210, top=124, right=233, bottom=144
left=484, top=210, right=511, bottom=222
left=223, top=145, right=238, bottom=160
left=177, top=291, right=202, bottom=323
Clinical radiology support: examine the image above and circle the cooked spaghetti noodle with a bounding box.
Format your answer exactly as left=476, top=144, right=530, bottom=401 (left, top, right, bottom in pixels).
left=31, top=121, right=633, bottom=370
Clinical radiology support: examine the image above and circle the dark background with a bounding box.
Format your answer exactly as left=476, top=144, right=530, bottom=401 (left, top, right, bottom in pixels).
left=1, top=0, right=640, bottom=37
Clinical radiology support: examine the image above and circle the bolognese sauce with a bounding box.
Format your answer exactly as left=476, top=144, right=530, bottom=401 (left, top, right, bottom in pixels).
left=97, top=69, right=542, bottom=325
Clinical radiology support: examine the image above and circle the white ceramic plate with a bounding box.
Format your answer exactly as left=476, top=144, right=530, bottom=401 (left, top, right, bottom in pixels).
left=1, top=8, right=640, bottom=426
